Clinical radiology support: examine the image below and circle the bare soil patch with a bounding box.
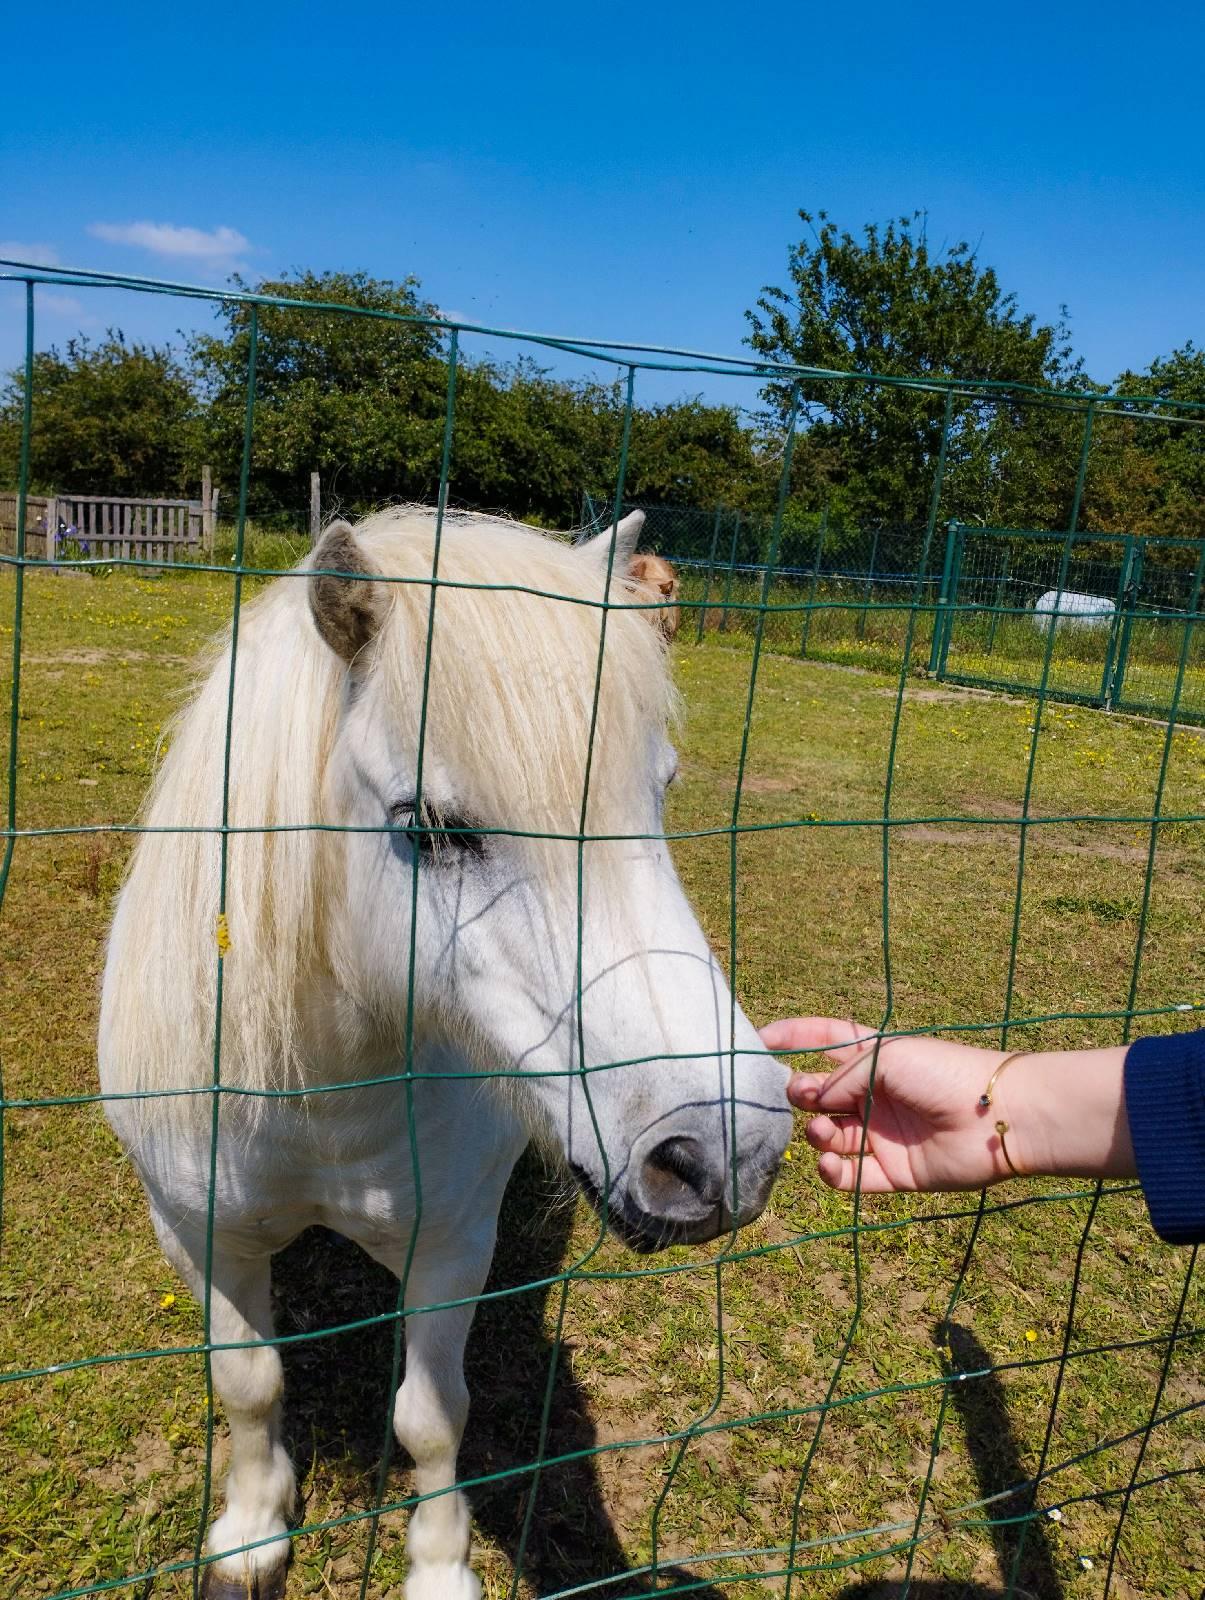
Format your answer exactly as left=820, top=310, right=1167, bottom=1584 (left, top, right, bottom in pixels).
left=25, top=646, right=193, bottom=667
left=741, top=774, right=799, bottom=794
left=897, top=823, right=1153, bottom=863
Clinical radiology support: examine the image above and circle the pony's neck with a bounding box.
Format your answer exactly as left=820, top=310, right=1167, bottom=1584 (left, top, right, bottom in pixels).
left=295, top=972, right=478, bottom=1090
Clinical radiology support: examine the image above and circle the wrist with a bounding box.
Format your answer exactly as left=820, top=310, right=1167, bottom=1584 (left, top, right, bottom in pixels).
left=990, top=1046, right=1134, bottom=1180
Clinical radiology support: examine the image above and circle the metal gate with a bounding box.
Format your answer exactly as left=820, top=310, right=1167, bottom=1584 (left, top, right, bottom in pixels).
left=930, top=523, right=1205, bottom=724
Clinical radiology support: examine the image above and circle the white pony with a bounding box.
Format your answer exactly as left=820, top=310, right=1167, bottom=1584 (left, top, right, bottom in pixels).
left=99, top=507, right=790, bottom=1600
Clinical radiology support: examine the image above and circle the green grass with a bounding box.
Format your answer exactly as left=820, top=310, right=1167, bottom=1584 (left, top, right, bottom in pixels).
left=1, top=567, right=1202, bottom=1599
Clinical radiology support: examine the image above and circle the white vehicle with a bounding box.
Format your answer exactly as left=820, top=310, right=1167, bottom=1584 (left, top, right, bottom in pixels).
left=1032, top=588, right=1115, bottom=631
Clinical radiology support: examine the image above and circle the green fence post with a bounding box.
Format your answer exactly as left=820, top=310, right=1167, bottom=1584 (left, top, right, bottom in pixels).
left=936, top=523, right=965, bottom=678
left=928, top=519, right=959, bottom=675
left=910, top=389, right=955, bottom=681
left=0, top=282, right=34, bottom=920
left=1107, top=536, right=1144, bottom=710
left=1100, top=536, right=1132, bottom=708
left=856, top=525, right=880, bottom=641
left=986, top=545, right=1010, bottom=656
left=718, top=511, right=741, bottom=633
left=799, top=503, right=828, bottom=658
left=694, top=502, right=724, bottom=646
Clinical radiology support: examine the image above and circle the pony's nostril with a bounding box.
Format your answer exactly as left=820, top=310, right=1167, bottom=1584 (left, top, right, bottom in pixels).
left=640, top=1135, right=723, bottom=1217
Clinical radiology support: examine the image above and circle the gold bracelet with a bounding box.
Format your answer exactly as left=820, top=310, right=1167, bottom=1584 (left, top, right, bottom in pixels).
left=978, top=1051, right=1028, bottom=1177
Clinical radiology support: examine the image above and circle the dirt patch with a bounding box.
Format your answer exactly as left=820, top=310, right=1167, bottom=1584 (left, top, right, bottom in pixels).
left=874, top=686, right=976, bottom=704
left=24, top=646, right=194, bottom=667
left=1036, top=835, right=1155, bottom=864
left=740, top=774, right=799, bottom=795
left=897, top=823, right=1151, bottom=863
left=967, top=797, right=1031, bottom=820
left=88, top=1426, right=200, bottom=1492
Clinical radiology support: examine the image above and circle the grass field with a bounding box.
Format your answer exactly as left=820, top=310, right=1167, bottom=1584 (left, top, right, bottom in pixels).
left=1, top=563, right=1203, bottom=1600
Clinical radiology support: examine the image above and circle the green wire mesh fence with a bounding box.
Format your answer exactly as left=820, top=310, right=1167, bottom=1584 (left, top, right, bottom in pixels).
left=586, top=503, right=1205, bottom=726
left=931, top=524, right=1205, bottom=724
left=1, top=261, right=1203, bottom=1600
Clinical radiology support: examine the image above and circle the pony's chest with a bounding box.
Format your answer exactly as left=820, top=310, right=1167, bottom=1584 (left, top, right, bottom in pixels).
left=138, top=1078, right=526, bottom=1251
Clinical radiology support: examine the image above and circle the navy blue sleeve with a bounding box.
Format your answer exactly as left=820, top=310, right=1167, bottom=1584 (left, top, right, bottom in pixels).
left=1124, top=1028, right=1205, bottom=1246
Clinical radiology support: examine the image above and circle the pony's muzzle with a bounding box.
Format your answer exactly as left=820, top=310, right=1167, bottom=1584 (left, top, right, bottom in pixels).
left=623, top=1122, right=781, bottom=1248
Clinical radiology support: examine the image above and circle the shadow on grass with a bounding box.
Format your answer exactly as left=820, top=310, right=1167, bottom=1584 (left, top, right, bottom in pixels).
left=271, top=1148, right=725, bottom=1599
left=833, top=1322, right=1062, bottom=1600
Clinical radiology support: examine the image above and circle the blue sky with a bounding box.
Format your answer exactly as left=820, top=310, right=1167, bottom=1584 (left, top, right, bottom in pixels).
left=2, top=0, right=1202, bottom=408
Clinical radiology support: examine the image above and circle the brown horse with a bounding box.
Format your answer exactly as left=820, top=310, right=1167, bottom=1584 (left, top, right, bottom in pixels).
left=627, top=551, right=681, bottom=641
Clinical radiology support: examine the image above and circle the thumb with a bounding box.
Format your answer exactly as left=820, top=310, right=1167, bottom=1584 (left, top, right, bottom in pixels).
left=761, top=1016, right=882, bottom=1066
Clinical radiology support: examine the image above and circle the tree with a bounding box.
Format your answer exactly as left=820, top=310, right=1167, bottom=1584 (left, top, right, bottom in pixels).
left=0, top=333, right=199, bottom=495
left=448, top=359, right=623, bottom=524
left=745, top=211, right=1083, bottom=527
left=446, top=367, right=774, bottom=528
left=1082, top=345, right=1205, bottom=549
left=192, top=273, right=790, bottom=530
left=191, top=270, right=450, bottom=517
left=624, top=399, right=763, bottom=509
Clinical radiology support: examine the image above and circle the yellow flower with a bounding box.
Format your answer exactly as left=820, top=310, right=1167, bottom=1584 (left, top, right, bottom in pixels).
left=1024, top=1328, right=1038, bottom=1344
left=783, top=1148, right=793, bottom=1161
left=159, top=1292, right=177, bottom=1310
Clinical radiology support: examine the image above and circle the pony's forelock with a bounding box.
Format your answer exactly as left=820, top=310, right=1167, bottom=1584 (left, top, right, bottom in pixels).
left=355, top=508, right=675, bottom=837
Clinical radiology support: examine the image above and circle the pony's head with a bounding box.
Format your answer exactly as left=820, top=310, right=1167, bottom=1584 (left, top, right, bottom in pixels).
left=309, top=509, right=789, bottom=1249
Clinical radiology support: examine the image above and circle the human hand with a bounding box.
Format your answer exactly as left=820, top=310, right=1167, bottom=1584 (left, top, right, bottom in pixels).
left=761, top=1017, right=1133, bottom=1194
left=760, top=1016, right=1020, bottom=1193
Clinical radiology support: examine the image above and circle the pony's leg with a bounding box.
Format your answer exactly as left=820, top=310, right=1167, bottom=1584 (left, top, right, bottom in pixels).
left=202, top=1259, right=296, bottom=1599
left=397, top=1287, right=480, bottom=1600
left=368, top=1239, right=495, bottom=1600
left=152, top=1214, right=295, bottom=1600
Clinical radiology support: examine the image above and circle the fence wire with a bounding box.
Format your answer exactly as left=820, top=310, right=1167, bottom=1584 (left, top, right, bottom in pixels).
left=592, top=506, right=1205, bottom=728
left=1, top=260, right=1203, bottom=1600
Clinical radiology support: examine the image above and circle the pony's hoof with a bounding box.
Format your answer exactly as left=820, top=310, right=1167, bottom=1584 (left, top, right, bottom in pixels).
left=405, top=1564, right=481, bottom=1600
left=200, top=1566, right=288, bottom=1600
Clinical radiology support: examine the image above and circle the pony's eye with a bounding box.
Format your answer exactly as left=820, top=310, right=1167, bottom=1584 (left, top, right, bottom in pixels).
left=389, top=802, right=485, bottom=862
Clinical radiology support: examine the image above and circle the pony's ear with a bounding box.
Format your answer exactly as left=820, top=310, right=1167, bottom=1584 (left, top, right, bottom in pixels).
left=576, top=509, right=645, bottom=571
left=308, top=520, right=386, bottom=664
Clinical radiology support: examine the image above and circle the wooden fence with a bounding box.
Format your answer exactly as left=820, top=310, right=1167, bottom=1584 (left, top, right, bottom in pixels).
left=0, top=477, right=217, bottom=564
left=0, top=494, right=54, bottom=559
left=54, top=495, right=205, bottom=561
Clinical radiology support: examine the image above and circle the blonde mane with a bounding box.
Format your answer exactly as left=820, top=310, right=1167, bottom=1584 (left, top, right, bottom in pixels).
left=102, top=507, right=675, bottom=1113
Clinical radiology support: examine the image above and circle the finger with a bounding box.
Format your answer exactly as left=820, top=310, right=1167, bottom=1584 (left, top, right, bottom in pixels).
left=816, top=1151, right=902, bottom=1194
left=788, top=1060, right=878, bottom=1115
left=761, top=1016, right=880, bottom=1065
left=786, top=1072, right=828, bottom=1107
left=805, top=1114, right=871, bottom=1158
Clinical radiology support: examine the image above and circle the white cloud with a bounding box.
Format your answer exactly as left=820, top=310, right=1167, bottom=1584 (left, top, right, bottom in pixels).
left=0, top=241, right=60, bottom=267
left=87, top=221, right=251, bottom=268
left=2, top=287, right=96, bottom=331
left=41, top=292, right=86, bottom=317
